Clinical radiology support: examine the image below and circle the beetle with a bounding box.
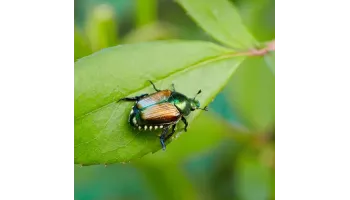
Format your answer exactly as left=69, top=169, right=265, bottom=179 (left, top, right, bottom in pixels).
left=118, top=80, right=208, bottom=150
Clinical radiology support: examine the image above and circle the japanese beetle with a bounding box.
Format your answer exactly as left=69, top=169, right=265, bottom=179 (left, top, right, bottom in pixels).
left=118, top=80, right=208, bottom=150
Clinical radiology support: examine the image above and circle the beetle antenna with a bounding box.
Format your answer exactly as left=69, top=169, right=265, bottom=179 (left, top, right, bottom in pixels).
left=193, top=89, right=202, bottom=100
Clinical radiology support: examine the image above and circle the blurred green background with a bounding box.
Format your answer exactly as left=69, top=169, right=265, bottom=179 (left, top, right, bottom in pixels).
left=74, top=0, right=275, bottom=199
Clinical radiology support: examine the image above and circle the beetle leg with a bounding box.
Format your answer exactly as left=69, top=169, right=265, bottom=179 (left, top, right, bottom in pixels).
left=165, top=124, right=176, bottom=141
left=171, top=83, right=176, bottom=92
left=117, top=94, right=148, bottom=102
left=149, top=80, right=160, bottom=92
left=160, top=126, right=170, bottom=150
left=181, top=116, right=188, bottom=132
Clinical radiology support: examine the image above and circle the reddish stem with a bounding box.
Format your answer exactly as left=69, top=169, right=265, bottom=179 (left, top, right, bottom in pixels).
left=234, top=40, right=275, bottom=57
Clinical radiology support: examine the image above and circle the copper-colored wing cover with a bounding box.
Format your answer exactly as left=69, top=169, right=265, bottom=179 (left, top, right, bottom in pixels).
left=140, top=103, right=181, bottom=124
left=137, top=90, right=172, bottom=109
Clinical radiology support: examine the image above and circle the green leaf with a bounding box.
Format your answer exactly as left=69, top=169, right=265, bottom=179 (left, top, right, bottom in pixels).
left=74, top=165, right=156, bottom=200
left=122, top=22, right=177, bottom=44
left=75, top=40, right=246, bottom=165
left=176, top=0, right=257, bottom=49
left=234, top=151, right=273, bottom=200
left=85, top=4, right=118, bottom=52
left=226, top=56, right=275, bottom=131
left=136, top=0, right=157, bottom=28
left=74, top=26, right=92, bottom=61
left=136, top=162, right=198, bottom=200
left=238, top=0, right=275, bottom=42
left=264, top=51, right=275, bottom=74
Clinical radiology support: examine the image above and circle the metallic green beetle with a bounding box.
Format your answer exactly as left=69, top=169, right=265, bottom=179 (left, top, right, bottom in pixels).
left=118, top=80, right=208, bottom=150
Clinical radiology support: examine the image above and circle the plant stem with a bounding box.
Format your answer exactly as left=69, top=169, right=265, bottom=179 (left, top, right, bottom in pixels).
left=136, top=0, right=157, bottom=28
left=235, top=40, right=275, bottom=57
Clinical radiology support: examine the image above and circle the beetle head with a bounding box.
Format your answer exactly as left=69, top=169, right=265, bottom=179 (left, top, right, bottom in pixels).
left=190, top=99, right=201, bottom=111
left=190, top=90, right=208, bottom=111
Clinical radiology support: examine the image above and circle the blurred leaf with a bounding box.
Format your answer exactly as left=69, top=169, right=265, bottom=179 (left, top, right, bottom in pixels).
left=74, top=27, right=92, bottom=61
left=86, top=4, right=118, bottom=52
left=237, top=0, right=275, bottom=42
left=136, top=0, right=157, bottom=28
left=226, top=56, right=275, bottom=132
left=74, top=165, right=156, bottom=200
left=210, top=91, right=248, bottom=126
left=136, top=162, right=198, bottom=200
left=157, top=0, right=213, bottom=41
left=176, top=0, right=257, bottom=49
left=75, top=0, right=134, bottom=26
left=74, top=40, right=246, bottom=165
left=234, top=150, right=273, bottom=200
left=183, top=140, right=242, bottom=200
left=122, top=22, right=177, bottom=44
left=264, top=51, right=275, bottom=74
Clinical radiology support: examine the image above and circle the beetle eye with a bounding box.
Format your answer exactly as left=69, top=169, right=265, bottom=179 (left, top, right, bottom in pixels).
left=195, top=100, right=200, bottom=108
left=190, top=101, right=197, bottom=111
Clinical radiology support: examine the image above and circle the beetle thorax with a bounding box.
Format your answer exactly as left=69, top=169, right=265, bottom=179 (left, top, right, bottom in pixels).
left=169, top=92, right=192, bottom=116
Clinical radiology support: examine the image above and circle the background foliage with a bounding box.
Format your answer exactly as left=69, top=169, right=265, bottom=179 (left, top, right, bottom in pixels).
left=75, top=0, right=275, bottom=199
